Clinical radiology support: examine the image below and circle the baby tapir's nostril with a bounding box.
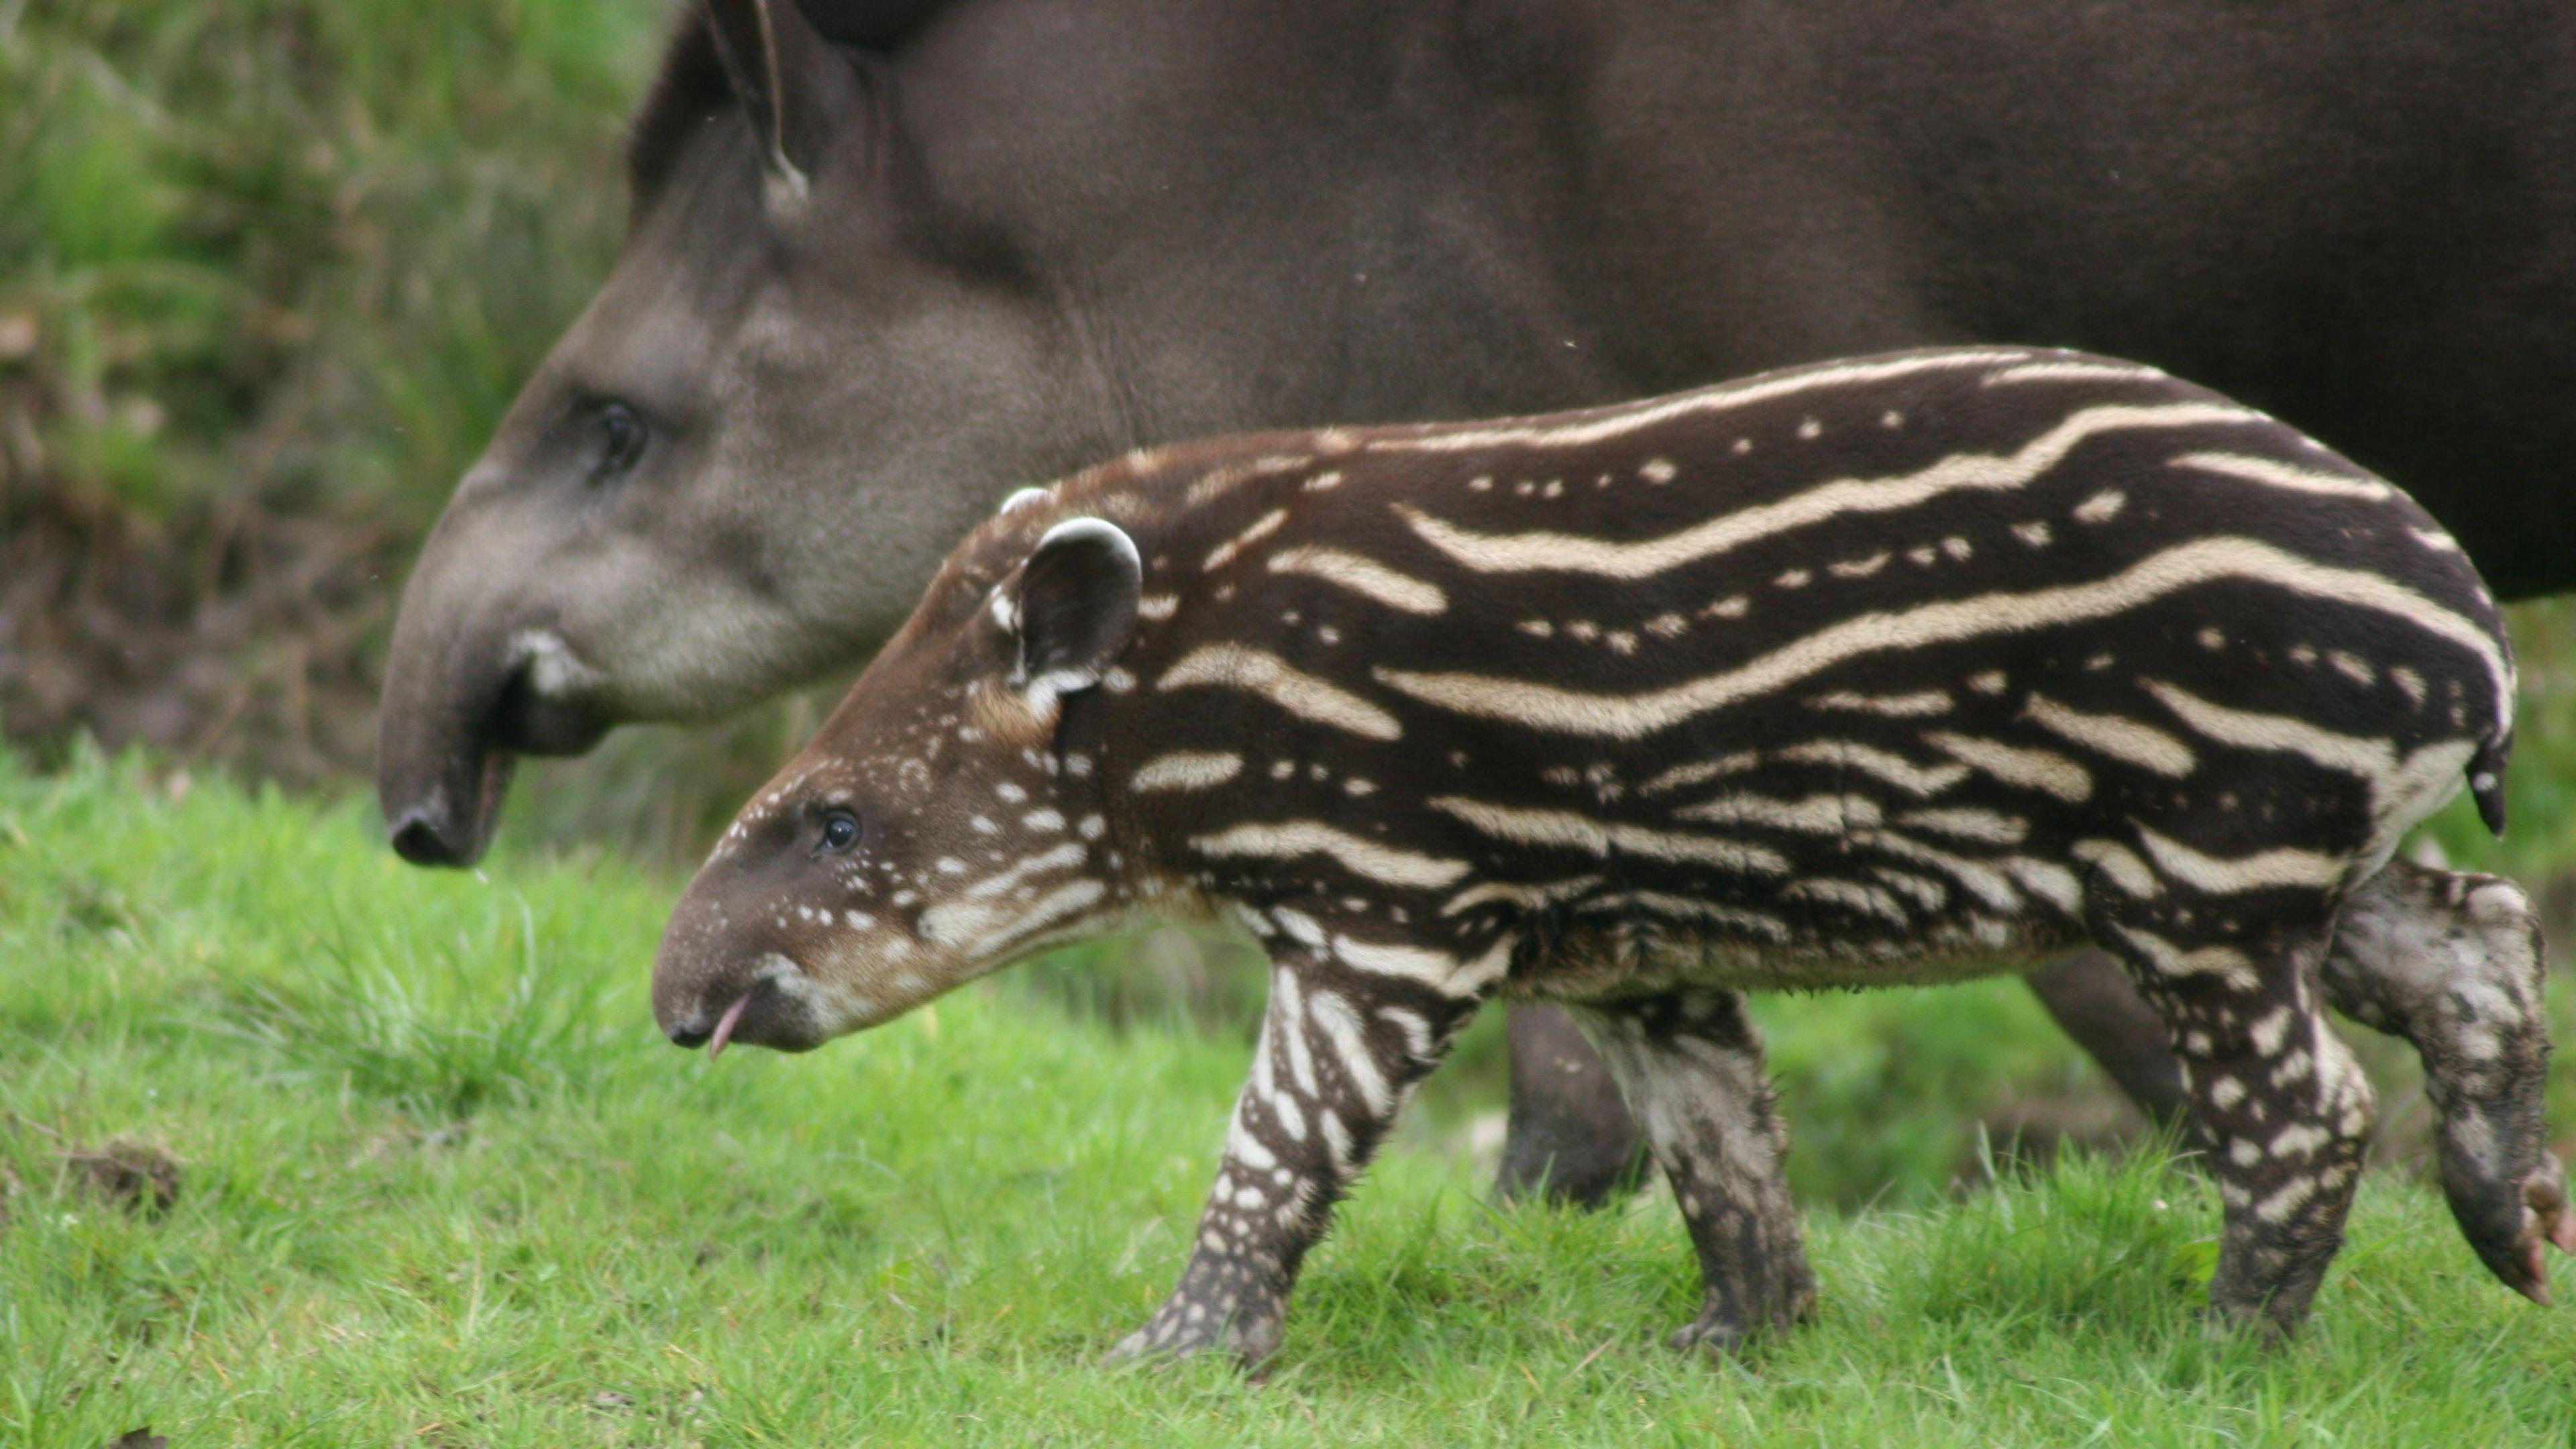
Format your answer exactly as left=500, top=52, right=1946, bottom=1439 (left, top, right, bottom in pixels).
left=665, top=1013, right=714, bottom=1049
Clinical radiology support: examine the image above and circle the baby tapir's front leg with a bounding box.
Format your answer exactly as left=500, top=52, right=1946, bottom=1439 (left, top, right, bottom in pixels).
left=1571, top=989, right=1817, bottom=1351
left=1110, top=920, right=1499, bottom=1364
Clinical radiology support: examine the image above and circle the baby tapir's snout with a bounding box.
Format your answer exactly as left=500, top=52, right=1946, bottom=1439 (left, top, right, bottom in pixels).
left=649, top=789, right=860, bottom=1046
left=653, top=839, right=835, bottom=1057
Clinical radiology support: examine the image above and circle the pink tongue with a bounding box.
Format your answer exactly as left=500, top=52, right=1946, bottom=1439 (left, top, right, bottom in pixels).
left=706, top=994, right=753, bottom=1059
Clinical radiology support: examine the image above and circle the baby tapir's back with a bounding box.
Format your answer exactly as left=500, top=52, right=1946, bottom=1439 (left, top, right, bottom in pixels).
left=1087, top=347, right=2513, bottom=991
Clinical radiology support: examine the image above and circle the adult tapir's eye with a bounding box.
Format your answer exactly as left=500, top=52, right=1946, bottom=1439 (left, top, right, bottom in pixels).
left=816, top=811, right=862, bottom=855
left=588, top=402, right=647, bottom=482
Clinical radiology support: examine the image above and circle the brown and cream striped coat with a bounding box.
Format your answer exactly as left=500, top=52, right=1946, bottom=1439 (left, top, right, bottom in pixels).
left=653, top=346, right=2570, bottom=1364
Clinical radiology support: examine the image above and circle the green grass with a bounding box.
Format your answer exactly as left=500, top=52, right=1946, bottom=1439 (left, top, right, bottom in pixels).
left=6, top=751, right=2575, bottom=1447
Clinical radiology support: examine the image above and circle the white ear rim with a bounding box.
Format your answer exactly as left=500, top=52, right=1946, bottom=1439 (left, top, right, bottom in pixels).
left=998, top=486, right=1051, bottom=515
left=1010, top=517, right=1141, bottom=714
left=1032, top=516, right=1139, bottom=572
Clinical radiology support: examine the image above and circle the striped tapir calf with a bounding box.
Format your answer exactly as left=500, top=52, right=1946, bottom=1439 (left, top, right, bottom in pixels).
left=652, top=347, right=2572, bottom=1361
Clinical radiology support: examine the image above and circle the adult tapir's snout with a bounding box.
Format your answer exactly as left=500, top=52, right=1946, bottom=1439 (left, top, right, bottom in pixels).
left=376, top=499, right=612, bottom=867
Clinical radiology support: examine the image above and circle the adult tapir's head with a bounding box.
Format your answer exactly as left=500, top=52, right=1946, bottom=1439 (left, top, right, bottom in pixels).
left=651, top=502, right=1140, bottom=1053
left=377, top=0, right=1606, bottom=865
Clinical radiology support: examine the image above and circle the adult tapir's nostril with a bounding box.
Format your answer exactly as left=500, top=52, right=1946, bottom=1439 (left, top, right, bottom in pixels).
left=388, top=801, right=474, bottom=867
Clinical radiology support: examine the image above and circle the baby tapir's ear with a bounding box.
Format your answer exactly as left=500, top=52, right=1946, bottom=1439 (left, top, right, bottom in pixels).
left=1003, top=517, right=1140, bottom=704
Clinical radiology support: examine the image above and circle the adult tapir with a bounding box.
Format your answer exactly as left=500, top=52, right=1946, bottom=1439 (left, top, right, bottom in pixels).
left=379, top=0, right=2576, bottom=1204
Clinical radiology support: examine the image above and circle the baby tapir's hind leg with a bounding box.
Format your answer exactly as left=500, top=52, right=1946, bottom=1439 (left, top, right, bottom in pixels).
left=2092, top=907, right=2375, bottom=1335
left=1108, top=927, right=1493, bottom=1366
left=1569, top=990, right=1817, bottom=1353
left=2322, top=859, right=2575, bottom=1300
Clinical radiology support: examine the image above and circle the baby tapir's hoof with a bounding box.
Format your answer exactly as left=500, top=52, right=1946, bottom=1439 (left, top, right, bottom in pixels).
left=1666, top=1285, right=1816, bottom=1358
left=1105, top=1297, right=1283, bottom=1371
left=2489, top=1150, right=2576, bottom=1306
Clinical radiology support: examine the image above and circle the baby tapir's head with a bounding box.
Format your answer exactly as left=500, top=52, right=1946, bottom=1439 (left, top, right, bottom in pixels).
left=652, top=513, right=1140, bottom=1055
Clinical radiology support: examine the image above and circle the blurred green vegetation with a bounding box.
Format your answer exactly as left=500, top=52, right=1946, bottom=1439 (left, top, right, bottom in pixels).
left=0, top=0, right=826, bottom=843
left=0, top=0, right=657, bottom=530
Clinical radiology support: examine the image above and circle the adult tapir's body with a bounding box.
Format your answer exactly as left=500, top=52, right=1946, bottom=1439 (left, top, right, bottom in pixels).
left=652, top=349, right=2571, bottom=1360
left=380, top=0, right=2576, bottom=1197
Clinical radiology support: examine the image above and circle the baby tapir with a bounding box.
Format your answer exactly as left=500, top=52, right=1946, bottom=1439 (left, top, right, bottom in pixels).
left=653, top=345, right=2572, bottom=1364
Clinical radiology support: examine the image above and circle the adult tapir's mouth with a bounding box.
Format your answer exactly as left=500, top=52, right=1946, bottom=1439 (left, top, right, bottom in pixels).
left=380, top=643, right=610, bottom=867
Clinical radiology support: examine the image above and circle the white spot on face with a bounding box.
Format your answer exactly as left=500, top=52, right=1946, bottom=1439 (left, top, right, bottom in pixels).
left=1775, top=568, right=1812, bottom=589
left=1797, top=417, right=1823, bottom=440
left=2011, top=521, right=2052, bottom=547
left=1641, top=458, right=1677, bottom=484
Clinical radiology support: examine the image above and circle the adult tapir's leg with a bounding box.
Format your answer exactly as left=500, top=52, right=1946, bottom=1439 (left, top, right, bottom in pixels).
left=1495, top=1004, right=1650, bottom=1205
left=1112, top=927, right=1496, bottom=1366
left=2022, top=949, right=2195, bottom=1129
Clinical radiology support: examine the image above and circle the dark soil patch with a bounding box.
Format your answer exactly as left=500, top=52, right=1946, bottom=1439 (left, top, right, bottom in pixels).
left=62, top=1140, right=183, bottom=1217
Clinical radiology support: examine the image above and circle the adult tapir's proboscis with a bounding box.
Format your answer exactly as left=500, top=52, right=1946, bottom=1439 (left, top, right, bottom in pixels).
left=378, top=0, right=2576, bottom=1201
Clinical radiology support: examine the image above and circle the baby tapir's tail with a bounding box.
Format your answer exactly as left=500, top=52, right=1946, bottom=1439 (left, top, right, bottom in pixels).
left=2470, top=731, right=2512, bottom=837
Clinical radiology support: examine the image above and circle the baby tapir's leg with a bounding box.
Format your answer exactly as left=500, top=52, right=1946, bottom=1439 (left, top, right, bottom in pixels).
left=2092, top=904, right=2375, bottom=1335
left=2322, top=859, right=2575, bottom=1299
left=1108, top=926, right=1495, bottom=1366
left=1569, top=989, right=1817, bottom=1352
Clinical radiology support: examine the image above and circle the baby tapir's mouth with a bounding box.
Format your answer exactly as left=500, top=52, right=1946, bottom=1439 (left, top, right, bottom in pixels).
left=705, top=994, right=752, bottom=1058
left=659, top=977, right=824, bottom=1055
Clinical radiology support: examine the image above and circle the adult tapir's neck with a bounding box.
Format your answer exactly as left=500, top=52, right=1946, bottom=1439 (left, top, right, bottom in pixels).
left=957, top=0, right=1646, bottom=455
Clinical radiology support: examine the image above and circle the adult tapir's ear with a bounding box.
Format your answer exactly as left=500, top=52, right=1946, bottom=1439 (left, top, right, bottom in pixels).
left=702, top=0, right=857, bottom=209
left=1004, top=518, right=1141, bottom=700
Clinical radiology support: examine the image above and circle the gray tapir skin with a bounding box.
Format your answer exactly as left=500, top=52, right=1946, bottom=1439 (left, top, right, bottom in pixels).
left=380, top=0, right=2576, bottom=1199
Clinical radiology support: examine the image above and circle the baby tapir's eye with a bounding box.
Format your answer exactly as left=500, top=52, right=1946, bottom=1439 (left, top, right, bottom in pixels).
left=816, top=812, right=862, bottom=855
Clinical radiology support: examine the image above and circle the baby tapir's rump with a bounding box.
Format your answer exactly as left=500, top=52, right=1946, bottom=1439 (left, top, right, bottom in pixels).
left=1120, top=347, right=2514, bottom=984
left=656, top=346, right=2563, bottom=1367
